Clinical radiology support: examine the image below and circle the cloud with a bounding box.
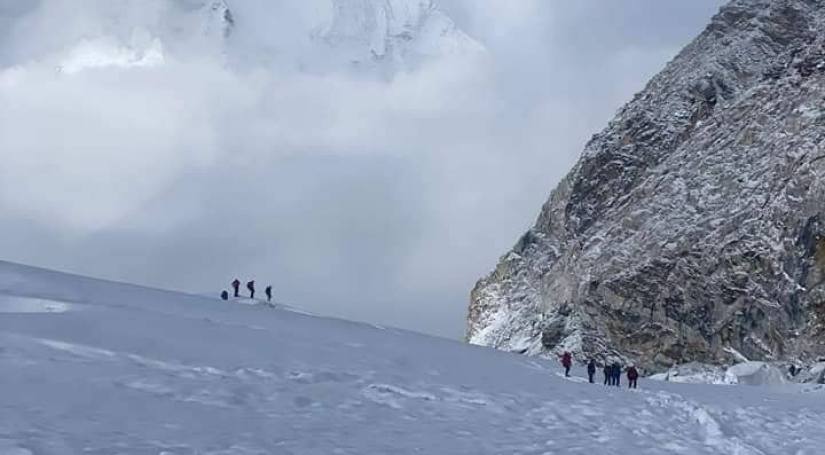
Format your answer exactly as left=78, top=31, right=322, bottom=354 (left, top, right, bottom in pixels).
left=0, top=0, right=725, bottom=338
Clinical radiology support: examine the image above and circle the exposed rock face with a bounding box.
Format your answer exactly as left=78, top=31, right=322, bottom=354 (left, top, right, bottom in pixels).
left=467, top=0, right=825, bottom=371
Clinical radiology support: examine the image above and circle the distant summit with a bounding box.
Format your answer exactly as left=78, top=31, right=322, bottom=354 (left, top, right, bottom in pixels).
left=317, top=0, right=484, bottom=72
left=44, top=0, right=479, bottom=76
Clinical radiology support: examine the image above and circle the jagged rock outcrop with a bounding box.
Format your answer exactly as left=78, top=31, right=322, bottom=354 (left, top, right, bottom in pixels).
left=467, top=0, right=825, bottom=371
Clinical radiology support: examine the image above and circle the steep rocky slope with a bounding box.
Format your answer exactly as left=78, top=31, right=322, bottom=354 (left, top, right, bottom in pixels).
left=468, top=0, right=825, bottom=371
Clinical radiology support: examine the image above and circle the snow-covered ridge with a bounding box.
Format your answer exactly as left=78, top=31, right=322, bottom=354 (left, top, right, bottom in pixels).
left=1, top=259, right=824, bottom=453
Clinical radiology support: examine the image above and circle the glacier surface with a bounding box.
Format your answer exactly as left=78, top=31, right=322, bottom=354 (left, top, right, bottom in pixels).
left=0, top=260, right=823, bottom=454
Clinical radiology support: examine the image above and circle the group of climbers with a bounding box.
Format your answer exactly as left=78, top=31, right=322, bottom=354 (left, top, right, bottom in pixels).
left=559, top=351, right=640, bottom=389
left=220, top=278, right=274, bottom=303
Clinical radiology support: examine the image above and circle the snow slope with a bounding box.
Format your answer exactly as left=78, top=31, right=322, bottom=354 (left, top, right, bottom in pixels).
left=0, top=260, right=823, bottom=454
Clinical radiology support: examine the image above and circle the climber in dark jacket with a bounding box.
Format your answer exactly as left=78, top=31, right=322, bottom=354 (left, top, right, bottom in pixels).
left=247, top=280, right=255, bottom=299
left=220, top=290, right=229, bottom=301
left=612, top=362, right=622, bottom=387
left=265, top=285, right=273, bottom=303
left=603, top=364, right=611, bottom=385
left=231, top=279, right=241, bottom=298
left=587, top=359, right=597, bottom=383
left=561, top=352, right=573, bottom=377
left=627, top=365, right=639, bottom=389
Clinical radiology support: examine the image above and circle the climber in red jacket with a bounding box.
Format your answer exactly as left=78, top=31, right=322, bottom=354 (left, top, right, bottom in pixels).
left=627, top=365, right=639, bottom=389
left=561, top=351, right=573, bottom=377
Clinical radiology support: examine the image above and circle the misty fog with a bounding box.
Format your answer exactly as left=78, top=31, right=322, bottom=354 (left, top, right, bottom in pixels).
left=0, top=0, right=725, bottom=337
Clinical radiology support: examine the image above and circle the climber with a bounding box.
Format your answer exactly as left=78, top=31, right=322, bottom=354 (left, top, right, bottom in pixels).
left=231, top=279, right=241, bottom=298
left=627, top=365, right=639, bottom=389
left=247, top=280, right=256, bottom=299
left=561, top=352, right=573, bottom=377
left=603, top=364, right=612, bottom=385
left=587, top=359, right=597, bottom=383
left=265, top=285, right=273, bottom=303
left=220, top=290, right=229, bottom=301
left=612, top=362, right=622, bottom=387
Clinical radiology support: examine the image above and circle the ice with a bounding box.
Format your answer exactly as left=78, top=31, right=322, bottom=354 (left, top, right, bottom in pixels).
left=725, top=361, right=788, bottom=386
left=0, top=259, right=823, bottom=453
left=648, top=362, right=733, bottom=385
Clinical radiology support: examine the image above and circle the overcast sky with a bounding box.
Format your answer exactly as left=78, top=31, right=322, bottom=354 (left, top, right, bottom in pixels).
left=0, top=0, right=726, bottom=338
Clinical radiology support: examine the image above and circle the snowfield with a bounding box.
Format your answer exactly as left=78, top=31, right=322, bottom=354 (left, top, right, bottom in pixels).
left=0, top=261, right=823, bottom=454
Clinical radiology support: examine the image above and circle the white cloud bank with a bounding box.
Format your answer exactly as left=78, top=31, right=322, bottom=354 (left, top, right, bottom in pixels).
left=0, top=0, right=725, bottom=337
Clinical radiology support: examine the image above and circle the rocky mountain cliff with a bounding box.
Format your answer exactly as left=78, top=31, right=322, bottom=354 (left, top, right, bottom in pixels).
left=467, top=0, right=825, bottom=371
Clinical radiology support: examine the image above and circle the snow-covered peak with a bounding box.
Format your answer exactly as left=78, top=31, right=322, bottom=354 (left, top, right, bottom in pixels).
left=4, top=0, right=479, bottom=77
left=324, top=0, right=436, bottom=56
left=319, top=0, right=484, bottom=69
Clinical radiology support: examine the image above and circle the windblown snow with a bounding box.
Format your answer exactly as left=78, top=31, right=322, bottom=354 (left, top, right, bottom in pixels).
left=0, top=260, right=823, bottom=454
